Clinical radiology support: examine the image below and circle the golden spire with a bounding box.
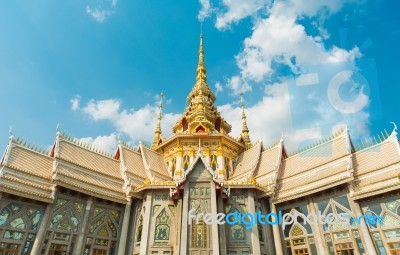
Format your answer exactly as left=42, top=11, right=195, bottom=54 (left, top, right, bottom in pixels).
left=196, top=33, right=207, bottom=83
left=151, top=92, right=163, bottom=149
left=172, top=33, right=232, bottom=135
left=240, top=92, right=252, bottom=148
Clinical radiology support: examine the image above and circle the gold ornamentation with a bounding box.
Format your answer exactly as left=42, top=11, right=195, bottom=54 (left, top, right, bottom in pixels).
left=144, top=178, right=151, bottom=186
left=291, top=225, right=304, bottom=237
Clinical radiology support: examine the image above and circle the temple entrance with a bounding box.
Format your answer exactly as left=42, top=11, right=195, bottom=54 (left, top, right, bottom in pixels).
left=0, top=242, right=20, bottom=255
left=294, top=248, right=309, bottom=255
left=335, top=243, right=355, bottom=255
left=183, top=158, right=218, bottom=255
left=188, top=184, right=212, bottom=255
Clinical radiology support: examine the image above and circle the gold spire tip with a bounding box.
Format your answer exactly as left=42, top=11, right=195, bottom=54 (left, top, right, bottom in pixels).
left=240, top=91, right=244, bottom=108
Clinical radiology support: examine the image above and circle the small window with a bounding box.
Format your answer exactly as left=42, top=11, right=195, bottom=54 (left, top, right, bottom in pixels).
left=182, top=118, right=188, bottom=132
left=214, top=118, right=221, bottom=132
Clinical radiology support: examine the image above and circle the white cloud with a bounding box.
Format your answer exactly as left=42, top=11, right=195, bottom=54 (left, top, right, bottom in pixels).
left=79, top=133, right=117, bottom=152
left=86, top=0, right=118, bottom=23
left=215, top=0, right=269, bottom=30
left=86, top=6, right=113, bottom=23
left=197, top=0, right=369, bottom=147
left=70, top=95, right=81, bottom=111
left=237, top=15, right=361, bottom=81
left=215, top=82, right=223, bottom=94
left=227, top=75, right=251, bottom=94
left=75, top=97, right=181, bottom=145
left=198, top=0, right=212, bottom=21
left=219, top=82, right=370, bottom=151
left=83, top=99, right=121, bottom=121
left=201, top=0, right=361, bottom=82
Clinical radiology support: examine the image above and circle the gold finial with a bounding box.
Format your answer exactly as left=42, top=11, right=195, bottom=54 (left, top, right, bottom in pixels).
left=151, top=92, right=163, bottom=149
left=240, top=92, right=249, bottom=133
left=196, top=33, right=207, bottom=83
left=240, top=92, right=251, bottom=148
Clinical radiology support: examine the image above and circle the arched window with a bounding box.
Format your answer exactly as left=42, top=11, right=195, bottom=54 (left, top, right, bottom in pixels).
left=214, top=117, right=221, bottom=132
left=183, top=155, right=190, bottom=171
left=170, top=158, right=176, bottom=176
left=182, top=118, right=188, bottom=132
left=225, top=157, right=231, bottom=177
left=136, top=214, right=143, bottom=243
left=210, top=155, right=218, bottom=171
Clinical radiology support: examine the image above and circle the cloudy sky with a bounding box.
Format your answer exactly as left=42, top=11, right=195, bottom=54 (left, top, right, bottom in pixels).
left=0, top=0, right=398, bottom=153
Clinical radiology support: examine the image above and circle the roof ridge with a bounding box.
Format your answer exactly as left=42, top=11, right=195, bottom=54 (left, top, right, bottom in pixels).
left=142, top=145, right=165, bottom=156
left=286, top=128, right=346, bottom=158
left=263, top=139, right=281, bottom=152
left=354, top=128, right=393, bottom=153
left=119, top=140, right=137, bottom=152
left=121, top=144, right=141, bottom=155
left=241, top=140, right=262, bottom=153
left=58, top=131, right=116, bottom=160
left=12, top=136, right=51, bottom=156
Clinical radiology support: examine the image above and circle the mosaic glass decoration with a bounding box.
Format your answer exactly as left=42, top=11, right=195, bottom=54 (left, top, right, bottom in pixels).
left=230, top=224, right=245, bottom=240
left=155, top=209, right=170, bottom=241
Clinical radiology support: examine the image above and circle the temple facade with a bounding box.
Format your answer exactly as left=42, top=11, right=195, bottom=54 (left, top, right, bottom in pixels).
left=1, top=35, right=400, bottom=255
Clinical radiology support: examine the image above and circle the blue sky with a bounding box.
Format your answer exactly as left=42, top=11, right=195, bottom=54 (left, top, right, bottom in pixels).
left=0, top=0, right=399, bottom=152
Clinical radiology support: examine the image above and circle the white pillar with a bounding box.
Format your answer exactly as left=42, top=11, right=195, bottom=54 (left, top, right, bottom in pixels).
left=74, top=197, right=93, bottom=255
left=117, top=199, right=132, bottom=255
left=308, top=197, right=327, bottom=254
left=126, top=200, right=138, bottom=255
left=180, top=182, right=190, bottom=255
left=203, top=147, right=211, bottom=167
left=352, top=199, right=377, bottom=255
left=270, top=199, right=284, bottom=255
left=139, top=192, right=153, bottom=255
left=175, top=147, right=183, bottom=180
left=175, top=197, right=183, bottom=252
left=217, top=193, right=227, bottom=254
left=189, top=147, right=195, bottom=165
left=217, top=150, right=225, bottom=180
left=210, top=181, right=220, bottom=255
left=30, top=203, right=53, bottom=255
left=248, top=191, right=261, bottom=255
left=262, top=199, right=275, bottom=255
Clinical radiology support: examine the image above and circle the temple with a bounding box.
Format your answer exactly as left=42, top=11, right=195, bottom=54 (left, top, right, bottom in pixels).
left=1, top=34, right=400, bottom=255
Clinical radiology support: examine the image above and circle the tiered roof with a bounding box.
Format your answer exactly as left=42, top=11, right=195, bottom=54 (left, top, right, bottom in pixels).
left=352, top=130, right=400, bottom=199
left=53, top=134, right=126, bottom=203
left=229, top=142, right=262, bottom=181
left=253, top=140, right=283, bottom=191
left=274, top=129, right=352, bottom=202
left=172, top=35, right=231, bottom=135
left=0, top=137, right=53, bottom=202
